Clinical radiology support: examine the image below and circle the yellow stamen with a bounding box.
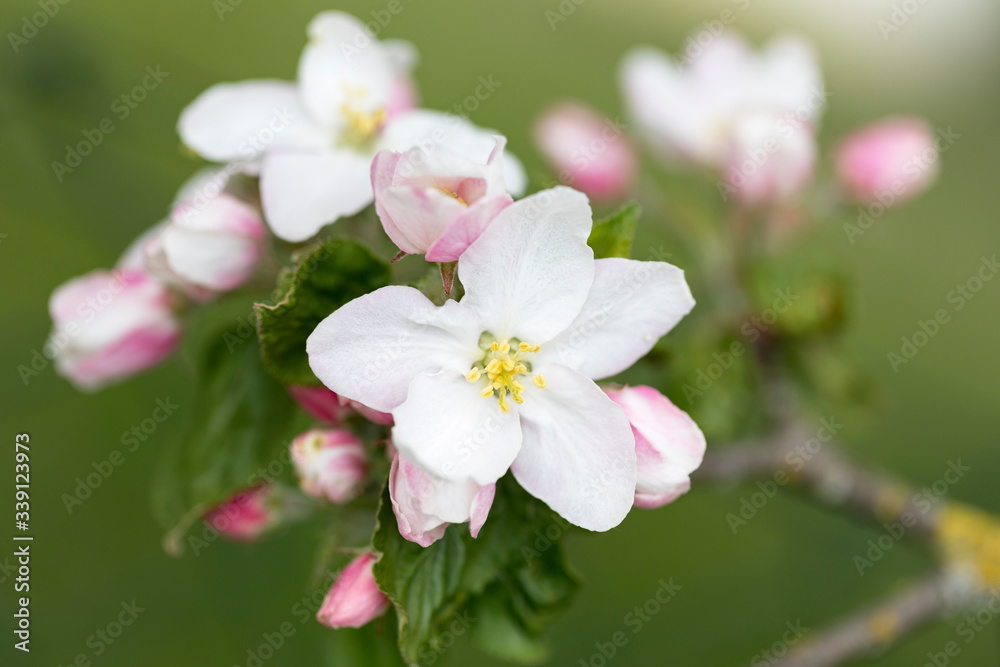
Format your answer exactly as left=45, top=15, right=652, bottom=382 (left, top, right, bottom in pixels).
left=470, top=336, right=545, bottom=411
left=439, top=188, right=468, bottom=206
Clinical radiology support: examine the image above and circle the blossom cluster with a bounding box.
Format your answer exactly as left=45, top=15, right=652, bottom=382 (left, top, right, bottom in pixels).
left=47, top=10, right=942, bottom=643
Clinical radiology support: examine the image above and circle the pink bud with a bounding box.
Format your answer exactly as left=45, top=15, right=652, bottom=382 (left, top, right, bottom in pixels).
left=317, top=552, right=391, bottom=629
left=287, top=385, right=394, bottom=426
left=388, top=453, right=495, bottom=547
left=204, top=485, right=277, bottom=542
left=835, top=116, right=939, bottom=205
left=48, top=269, right=181, bottom=391
left=534, top=102, right=635, bottom=201
left=371, top=137, right=512, bottom=262
left=163, top=194, right=266, bottom=292
left=290, top=429, right=368, bottom=503
left=605, top=386, right=706, bottom=509
left=721, top=110, right=816, bottom=206
left=346, top=400, right=394, bottom=426
left=288, top=385, right=354, bottom=425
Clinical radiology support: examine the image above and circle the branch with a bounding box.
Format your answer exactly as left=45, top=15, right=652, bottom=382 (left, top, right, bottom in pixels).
left=694, top=425, right=939, bottom=539
left=697, top=424, right=1000, bottom=667
left=772, top=571, right=952, bottom=667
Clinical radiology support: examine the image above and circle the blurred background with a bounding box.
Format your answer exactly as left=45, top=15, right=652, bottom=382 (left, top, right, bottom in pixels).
left=2, top=0, right=999, bottom=665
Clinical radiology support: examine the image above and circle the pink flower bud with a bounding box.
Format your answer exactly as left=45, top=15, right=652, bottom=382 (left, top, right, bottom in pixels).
left=371, top=137, right=512, bottom=262
left=163, top=194, right=266, bottom=291
left=204, top=485, right=277, bottom=542
left=290, top=429, right=368, bottom=503
left=48, top=269, right=182, bottom=391
left=388, top=453, right=495, bottom=547
left=605, top=386, right=706, bottom=509
left=533, top=102, right=635, bottom=201
left=835, top=116, right=939, bottom=205
left=317, top=552, right=391, bottom=629
left=721, top=110, right=816, bottom=206
left=288, top=385, right=355, bottom=425
left=288, top=385, right=394, bottom=426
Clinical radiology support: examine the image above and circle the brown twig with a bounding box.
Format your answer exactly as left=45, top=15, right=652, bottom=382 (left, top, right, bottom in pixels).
left=773, top=571, right=953, bottom=667
left=695, top=424, right=1000, bottom=667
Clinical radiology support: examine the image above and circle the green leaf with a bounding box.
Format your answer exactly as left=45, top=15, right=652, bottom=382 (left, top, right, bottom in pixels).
left=371, top=477, right=579, bottom=665
left=588, top=203, right=640, bottom=259
left=256, top=238, right=391, bottom=385
left=152, top=300, right=305, bottom=554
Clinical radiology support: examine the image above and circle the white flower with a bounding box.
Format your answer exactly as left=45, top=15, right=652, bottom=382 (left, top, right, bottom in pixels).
left=307, top=187, right=695, bottom=531
left=178, top=11, right=526, bottom=242
left=619, top=32, right=823, bottom=195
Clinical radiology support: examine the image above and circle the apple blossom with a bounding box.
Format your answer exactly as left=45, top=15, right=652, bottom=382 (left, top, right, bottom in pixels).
left=307, top=187, right=695, bottom=531
left=604, top=385, right=706, bottom=508
left=290, top=429, right=369, bottom=503
left=178, top=11, right=526, bottom=242
left=722, top=109, right=816, bottom=205
left=204, top=485, right=278, bottom=542
left=533, top=102, right=635, bottom=200
left=48, top=269, right=182, bottom=391
left=371, top=136, right=512, bottom=262
left=835, top=116, right=939, bottom=205
left=389, top=452, right=496, bottom=547
left=317, top=552, right=391, bottom=629
left=620, top=32, right=822, bottom=201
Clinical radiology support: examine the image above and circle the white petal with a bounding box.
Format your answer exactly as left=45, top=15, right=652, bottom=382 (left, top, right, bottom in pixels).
left=298, top=12, right=395, bottom=132
left=541, top=258, right=694, bottom=380
left=392, top=371, right=522, bottom=485
left=378, top=109, right=527, bottom=196
left=177, top=80, right=314, bottom=163
left=511, top=364, right=636, bottom=531
left=458, top=187, right=594, bottom=343
left=259, top=149, right=373, bottom=242
left=307, top=287, right=483, bottom=412
left=161, top=228, right=261, bottom=291
left=381, top=39, right=418, bottom=74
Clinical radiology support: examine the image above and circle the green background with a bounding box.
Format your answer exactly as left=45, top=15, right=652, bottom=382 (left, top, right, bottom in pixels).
left=2, top=0, right=998, bottom=665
